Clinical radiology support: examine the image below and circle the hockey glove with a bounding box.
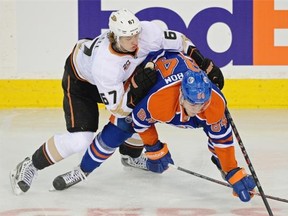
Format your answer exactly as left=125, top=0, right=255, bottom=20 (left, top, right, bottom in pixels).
left=145, top=141, right=174, bottom=173
left=127, top=62, right=157, bottom=108
left=225, top=167, right=256, bottom=202
left=200, top=59, right=224, bottom=90
left=186, top=46, right=224, bottom=90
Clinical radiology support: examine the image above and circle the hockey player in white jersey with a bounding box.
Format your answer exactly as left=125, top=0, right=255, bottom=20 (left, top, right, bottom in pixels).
left=10, top=8, right=224, bottom=195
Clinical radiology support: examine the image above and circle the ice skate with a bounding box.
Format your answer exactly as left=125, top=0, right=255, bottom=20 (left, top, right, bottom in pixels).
left=52, top=165, right=89, bottom=190
left=121, top=153, right=148, bottom=171
left=10, top=157, right=38, bottom=195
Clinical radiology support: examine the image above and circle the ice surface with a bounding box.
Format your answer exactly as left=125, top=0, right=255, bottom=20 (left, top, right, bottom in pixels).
left=1, top=108, right=287, bottom=216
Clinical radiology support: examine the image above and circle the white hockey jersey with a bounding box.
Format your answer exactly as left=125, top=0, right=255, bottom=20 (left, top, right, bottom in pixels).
left=72, top=21, right=190, bottom=117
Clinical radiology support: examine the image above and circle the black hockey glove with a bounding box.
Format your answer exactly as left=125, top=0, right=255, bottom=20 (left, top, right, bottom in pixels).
left=127, top=63, right=157, bottom=109
left=199, top=58, right=224, bottom=90
left=207, top=65, right=224, bottom=90
left=187, top=46, right=224, bottom=90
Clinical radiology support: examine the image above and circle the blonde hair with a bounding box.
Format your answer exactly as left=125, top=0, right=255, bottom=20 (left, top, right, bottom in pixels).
left=108, top=32, right=117, bottom=44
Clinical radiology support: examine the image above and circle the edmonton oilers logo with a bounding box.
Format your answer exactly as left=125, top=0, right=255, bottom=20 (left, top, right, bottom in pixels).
left=187, top=76, right=195, bottom=84
left=125, top=116, right=132, bottom=123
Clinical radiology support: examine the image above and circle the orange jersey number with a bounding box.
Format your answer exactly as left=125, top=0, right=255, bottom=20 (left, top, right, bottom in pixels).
left=155, top=54, right=200, bottom=78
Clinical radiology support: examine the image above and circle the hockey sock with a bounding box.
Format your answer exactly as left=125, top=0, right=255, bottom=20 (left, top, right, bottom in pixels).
left=80, top=122, right=133, bottom=172
left=32, top=143, right=54, bottom=170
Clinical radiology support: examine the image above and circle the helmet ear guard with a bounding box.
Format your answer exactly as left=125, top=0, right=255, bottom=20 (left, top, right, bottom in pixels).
left=181, top=70, right=212, bottom=104
left=109, top=9, right=141, bottom=38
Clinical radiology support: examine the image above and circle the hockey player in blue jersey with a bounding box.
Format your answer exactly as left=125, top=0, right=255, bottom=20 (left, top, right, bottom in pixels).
left=53, top=51, right=256, bottom=203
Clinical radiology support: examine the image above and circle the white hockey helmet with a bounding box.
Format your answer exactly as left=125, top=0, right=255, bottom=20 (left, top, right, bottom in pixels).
left=109, top=9, right=141, bottom=37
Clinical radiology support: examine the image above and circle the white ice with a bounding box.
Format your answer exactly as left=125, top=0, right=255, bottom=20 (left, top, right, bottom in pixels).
left=0, top=108, right=288, bottom=216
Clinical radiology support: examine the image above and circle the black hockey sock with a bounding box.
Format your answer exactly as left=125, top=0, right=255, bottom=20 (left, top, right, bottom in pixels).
left=32, top=143, right=54, bottom=170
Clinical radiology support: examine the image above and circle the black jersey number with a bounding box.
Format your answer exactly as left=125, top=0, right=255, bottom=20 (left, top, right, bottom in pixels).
left=164, top=31, right=177, bottom=40
left=100, top=90, right=117, bottom=105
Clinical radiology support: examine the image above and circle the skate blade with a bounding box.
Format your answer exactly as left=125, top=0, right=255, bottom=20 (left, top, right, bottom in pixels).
left=49, top=186, right=57, bottom=192
left=9, top=169, right=23, bottom=195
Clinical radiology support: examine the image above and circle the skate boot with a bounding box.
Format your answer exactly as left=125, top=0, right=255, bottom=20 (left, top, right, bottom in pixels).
left=52, top=165, right=89, bottom=190
left=121, top=153, right=148, bottom=171
left=10, top=157, right=38, bottom=195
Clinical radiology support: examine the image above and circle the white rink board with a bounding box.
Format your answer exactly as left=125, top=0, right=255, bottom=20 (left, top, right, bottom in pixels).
left=1, top=0, right=288, bottom=79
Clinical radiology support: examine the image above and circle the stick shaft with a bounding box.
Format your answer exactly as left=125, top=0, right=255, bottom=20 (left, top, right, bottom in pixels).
left=169, top=164, right=288, bottom=204
left=225, top=108, right=274, bottom=215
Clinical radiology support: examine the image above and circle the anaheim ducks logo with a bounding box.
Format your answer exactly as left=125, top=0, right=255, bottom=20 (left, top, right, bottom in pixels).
left=111, top=15, right=117, bottom=21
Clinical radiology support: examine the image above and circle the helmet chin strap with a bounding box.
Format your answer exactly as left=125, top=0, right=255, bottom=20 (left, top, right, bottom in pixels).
left=179, top=92, right=189, bottom=115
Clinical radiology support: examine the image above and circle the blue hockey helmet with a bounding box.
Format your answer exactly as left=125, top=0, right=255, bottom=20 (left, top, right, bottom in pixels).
left=181, top=70, right=212, bottom=104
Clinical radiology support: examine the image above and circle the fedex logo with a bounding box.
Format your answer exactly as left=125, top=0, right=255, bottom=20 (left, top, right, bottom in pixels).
left=78, top=0, right=288, bottom=67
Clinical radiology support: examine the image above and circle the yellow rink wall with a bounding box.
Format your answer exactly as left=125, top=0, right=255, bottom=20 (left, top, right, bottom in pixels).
left=0, top=79, right=288, bottom=109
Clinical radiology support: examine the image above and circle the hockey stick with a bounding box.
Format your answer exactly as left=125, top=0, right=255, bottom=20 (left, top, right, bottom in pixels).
left=169, top=164, right=288, bottom=204
left=225, top=108, right=274, bottom=215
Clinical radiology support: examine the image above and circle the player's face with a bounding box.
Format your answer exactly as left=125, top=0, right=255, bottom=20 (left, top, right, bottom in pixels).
left=181, top=98, right=210, bottom=117
left=118, top=34, right=139, bottom=52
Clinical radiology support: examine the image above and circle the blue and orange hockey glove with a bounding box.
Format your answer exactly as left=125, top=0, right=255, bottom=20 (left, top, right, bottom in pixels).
left=225, top=167, right=256, bottom=202
left=145, top=141, right=174, bottom=173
